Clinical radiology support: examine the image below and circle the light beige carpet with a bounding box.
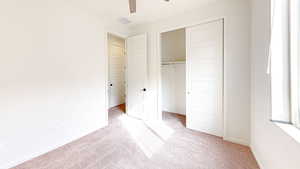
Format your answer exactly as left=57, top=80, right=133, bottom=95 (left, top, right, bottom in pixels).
left=12, top=105, right=259, bottom=169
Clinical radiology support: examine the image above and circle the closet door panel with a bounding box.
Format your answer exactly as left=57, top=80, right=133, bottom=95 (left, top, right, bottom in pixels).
left=174, top=64, right=186, bottom=115
left=162, top=64, right=186, bottom=115
left=186, top=20, right=223, bottom=137
left=161, top=65, right=175, bottom=112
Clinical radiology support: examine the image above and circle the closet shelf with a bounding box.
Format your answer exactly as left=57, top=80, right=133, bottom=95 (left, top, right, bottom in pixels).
left=161, top=61, right=186, bottom=65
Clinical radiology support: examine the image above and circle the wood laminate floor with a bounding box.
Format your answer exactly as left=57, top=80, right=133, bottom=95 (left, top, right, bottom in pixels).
left=12, top=105, right=259, bottom=169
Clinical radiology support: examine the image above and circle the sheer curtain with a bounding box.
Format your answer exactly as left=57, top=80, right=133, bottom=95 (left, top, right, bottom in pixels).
left=268, top=0, right=291, bottom=123
left=290, top=0, right=300, bottom=127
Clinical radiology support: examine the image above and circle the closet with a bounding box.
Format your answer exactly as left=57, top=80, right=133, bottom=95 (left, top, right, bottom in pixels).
left=161, top=28, right=186, bottom=116
left=160, top=19, right=224, bottom=137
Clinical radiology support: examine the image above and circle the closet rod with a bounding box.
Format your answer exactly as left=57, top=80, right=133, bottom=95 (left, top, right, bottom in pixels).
left=161, top=61, right=186, bottom=65
left=161, top=62, right=186, bottom=66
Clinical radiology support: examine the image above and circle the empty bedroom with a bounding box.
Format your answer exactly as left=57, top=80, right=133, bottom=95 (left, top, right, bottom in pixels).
left=0, top=0, right=299, bottom=169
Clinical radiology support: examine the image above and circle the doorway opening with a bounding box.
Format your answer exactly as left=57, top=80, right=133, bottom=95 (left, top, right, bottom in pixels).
left=160, top=28, right=187, bottom=127
left=159, top=19, right=224, bottom=137
left=107, top=33, right=126, bottom=121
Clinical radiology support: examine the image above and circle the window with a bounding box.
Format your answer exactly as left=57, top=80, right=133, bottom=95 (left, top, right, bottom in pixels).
left=290, top=0, right=300, bottom=128
left=270, top=0, right=300, bottom=128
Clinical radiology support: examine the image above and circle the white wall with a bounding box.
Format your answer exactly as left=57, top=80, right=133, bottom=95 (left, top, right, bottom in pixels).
left=0, top=1, right=128, bottom=168
left=129, top=0, right=251, bottom=145
left=161, top=29, right=186, bottom=62
left=251, top=0, right=300, bottom=168
left=162, top=64, right=186, bottom=115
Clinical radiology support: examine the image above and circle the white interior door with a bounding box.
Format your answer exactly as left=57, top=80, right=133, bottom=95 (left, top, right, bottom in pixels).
left=186, top=20, right=224, bottom=137
left=126, top=34, right=147, bottom=119
left=108, top=35, right=125, bottom=108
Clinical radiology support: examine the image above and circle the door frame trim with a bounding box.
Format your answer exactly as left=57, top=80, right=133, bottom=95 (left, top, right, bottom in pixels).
left=156, top=17, right=226, bottom=137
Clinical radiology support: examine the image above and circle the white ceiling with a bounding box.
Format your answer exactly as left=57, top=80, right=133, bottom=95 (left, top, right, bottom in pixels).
left=69, top=0, right=219, bottom=26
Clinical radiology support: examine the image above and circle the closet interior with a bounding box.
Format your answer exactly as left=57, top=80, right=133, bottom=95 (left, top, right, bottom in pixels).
left=161, top=28, right=186, bottom=118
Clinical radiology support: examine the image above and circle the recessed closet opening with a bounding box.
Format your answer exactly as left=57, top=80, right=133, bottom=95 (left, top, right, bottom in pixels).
left=160, top=28, right=187, bottom=126
left=159, top=19, right=224, bottom=137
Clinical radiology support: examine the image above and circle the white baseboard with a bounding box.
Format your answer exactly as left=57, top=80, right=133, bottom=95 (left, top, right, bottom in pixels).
left=0, top=122, right=108, bottom=169
left=250, top=144, right=264, bottom=169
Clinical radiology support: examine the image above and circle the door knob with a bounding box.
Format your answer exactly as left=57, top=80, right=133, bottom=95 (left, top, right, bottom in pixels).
left=110, top=84, right=113, bottom=86
left=142, top=88, right=147, bottom=92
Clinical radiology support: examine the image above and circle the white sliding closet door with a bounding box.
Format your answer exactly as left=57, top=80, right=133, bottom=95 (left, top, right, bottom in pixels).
left=126, top=34, right=147, bottom=119
left=186, top=20, right=223, bottom=137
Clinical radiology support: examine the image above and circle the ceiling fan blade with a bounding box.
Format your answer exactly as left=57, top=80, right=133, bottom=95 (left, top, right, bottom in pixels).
left=128, top=0, right=136, bottom=13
